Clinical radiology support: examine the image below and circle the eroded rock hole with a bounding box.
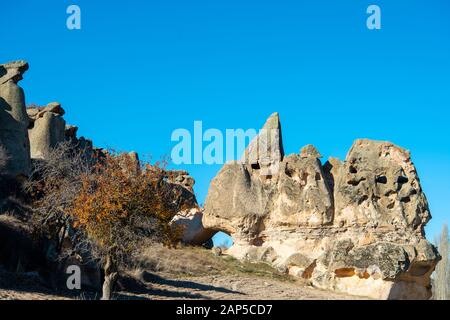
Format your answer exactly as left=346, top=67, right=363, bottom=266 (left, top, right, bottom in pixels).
left=347, top=177, right=366, bottom=186
left=251, top=163, right=260, bottom=170
left=358, top=195, right=369, bottom=204
left=397, top=176, right=408, bottom=184
left=375, top=175, right=387, bottom=184
left=400, top=196, right=411, bottom=203
left=285, top=167, right=293, bottom=177
left=349, top=166, right=357, bottom=174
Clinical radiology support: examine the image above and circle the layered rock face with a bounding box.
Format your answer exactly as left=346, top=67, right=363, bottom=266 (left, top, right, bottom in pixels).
left=0, top=61, right=31, bottom=178
left=203, top=112, right=439, bottom=299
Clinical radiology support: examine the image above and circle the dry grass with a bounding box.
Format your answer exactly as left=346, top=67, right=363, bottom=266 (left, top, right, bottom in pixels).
left=135, top=244, right=296, bottom=283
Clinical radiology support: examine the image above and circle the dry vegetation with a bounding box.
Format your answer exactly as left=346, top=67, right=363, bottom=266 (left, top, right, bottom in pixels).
left=135, top=244, right=295, bottom=283
left=22, top=143, right=184, bottom=299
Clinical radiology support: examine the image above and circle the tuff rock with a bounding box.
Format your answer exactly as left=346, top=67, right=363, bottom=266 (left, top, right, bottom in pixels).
left=27, top=102, right=66, bottom=159
left=0, top=61, right=31, bottom=178
left=167, top=170, right=215, bottom=245
left=203, top=112, right=439, bottom=299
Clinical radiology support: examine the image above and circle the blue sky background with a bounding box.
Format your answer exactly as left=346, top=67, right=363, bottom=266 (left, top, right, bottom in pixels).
left=1, top=0, right=449, bottom=247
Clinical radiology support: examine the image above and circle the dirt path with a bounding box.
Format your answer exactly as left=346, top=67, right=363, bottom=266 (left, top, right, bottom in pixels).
left=115, top=273, right=365, bottom=300
left=0, top=271, right=365, bottom=300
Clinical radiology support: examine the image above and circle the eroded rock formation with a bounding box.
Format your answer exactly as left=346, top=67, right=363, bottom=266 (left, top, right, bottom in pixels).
left=203, top=112, right=439, bottom=299
left=167, top=170, right=215, bottom=245
left=0, top=61, right=31, bottom=178
left=27, top=102, right=66, bottom=159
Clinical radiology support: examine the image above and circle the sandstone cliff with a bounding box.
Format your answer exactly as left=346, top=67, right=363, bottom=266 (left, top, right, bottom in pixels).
left=203, top=112, right=439, bottom=299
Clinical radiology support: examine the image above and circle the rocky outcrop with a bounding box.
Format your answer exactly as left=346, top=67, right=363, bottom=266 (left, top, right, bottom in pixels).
left=241, top=112, right=284, bottom=176
left=167, top=170, right=214, bottom=245
left=27, top=102, right=66, bottom=159
left=330, top=139, right=430, bottom=231
left=0, top=61, right=31, bottom=178
left=203, top=113, right=439, bottom=299
left=171, top=208, right=215, bottom=245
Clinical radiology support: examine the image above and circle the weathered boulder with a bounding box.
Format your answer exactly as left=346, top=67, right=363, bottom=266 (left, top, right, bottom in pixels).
left=0, top=61, right=31, bottom=178
left=167, top=171, right=215, bottom=245
left=27, top=102, right=66, bottom=159
left=203, top=112, right=439, bottom=299
left=171, top=208, right=215, bottom=245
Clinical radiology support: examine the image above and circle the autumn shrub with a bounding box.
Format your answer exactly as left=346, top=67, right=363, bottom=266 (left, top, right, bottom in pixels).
left=25, top=142, right=186, bottom=298
left=67, top=151, right=184, bottom=299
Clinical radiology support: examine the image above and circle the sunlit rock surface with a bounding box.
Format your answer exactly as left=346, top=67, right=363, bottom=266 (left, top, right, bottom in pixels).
left=203, top=113, right=439, bottom=299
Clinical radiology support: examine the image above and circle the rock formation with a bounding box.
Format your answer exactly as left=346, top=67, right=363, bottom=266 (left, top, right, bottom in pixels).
left=167, top=170, right=215, bottom=245
left=27, top=101, right=103, bottom=164
left=27, top=102, right=66, bottom=159
left=0, top=61, right=31, bottom=178
left=203, top=112, right=439, bottom=299
left=171, top=208, right=215, bottom=245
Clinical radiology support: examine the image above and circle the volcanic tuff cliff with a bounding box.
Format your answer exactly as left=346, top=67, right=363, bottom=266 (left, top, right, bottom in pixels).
left=203, top=112, right=440, bottom=299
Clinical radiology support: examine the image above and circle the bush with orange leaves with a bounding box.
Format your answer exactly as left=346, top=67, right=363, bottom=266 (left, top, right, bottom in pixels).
left=68, top=152, right=184, bottom=298
left=26, top=143, right=189, bottom=299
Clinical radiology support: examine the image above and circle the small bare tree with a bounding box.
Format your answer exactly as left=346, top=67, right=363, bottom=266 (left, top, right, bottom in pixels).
left=24, top=141, right=94, bottom=256
left=434, top=223, right=449, bottom=300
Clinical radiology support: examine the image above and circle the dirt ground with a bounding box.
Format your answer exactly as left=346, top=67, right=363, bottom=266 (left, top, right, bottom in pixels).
left=0, top=245, right=367, bottom=300
left=115, top=273, right=365, bottom=300
left=0, top=271, right=364, bottom=300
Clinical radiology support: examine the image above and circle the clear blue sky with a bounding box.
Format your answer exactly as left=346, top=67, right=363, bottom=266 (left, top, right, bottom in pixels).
left=1, top=0, right=449, bottom=246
